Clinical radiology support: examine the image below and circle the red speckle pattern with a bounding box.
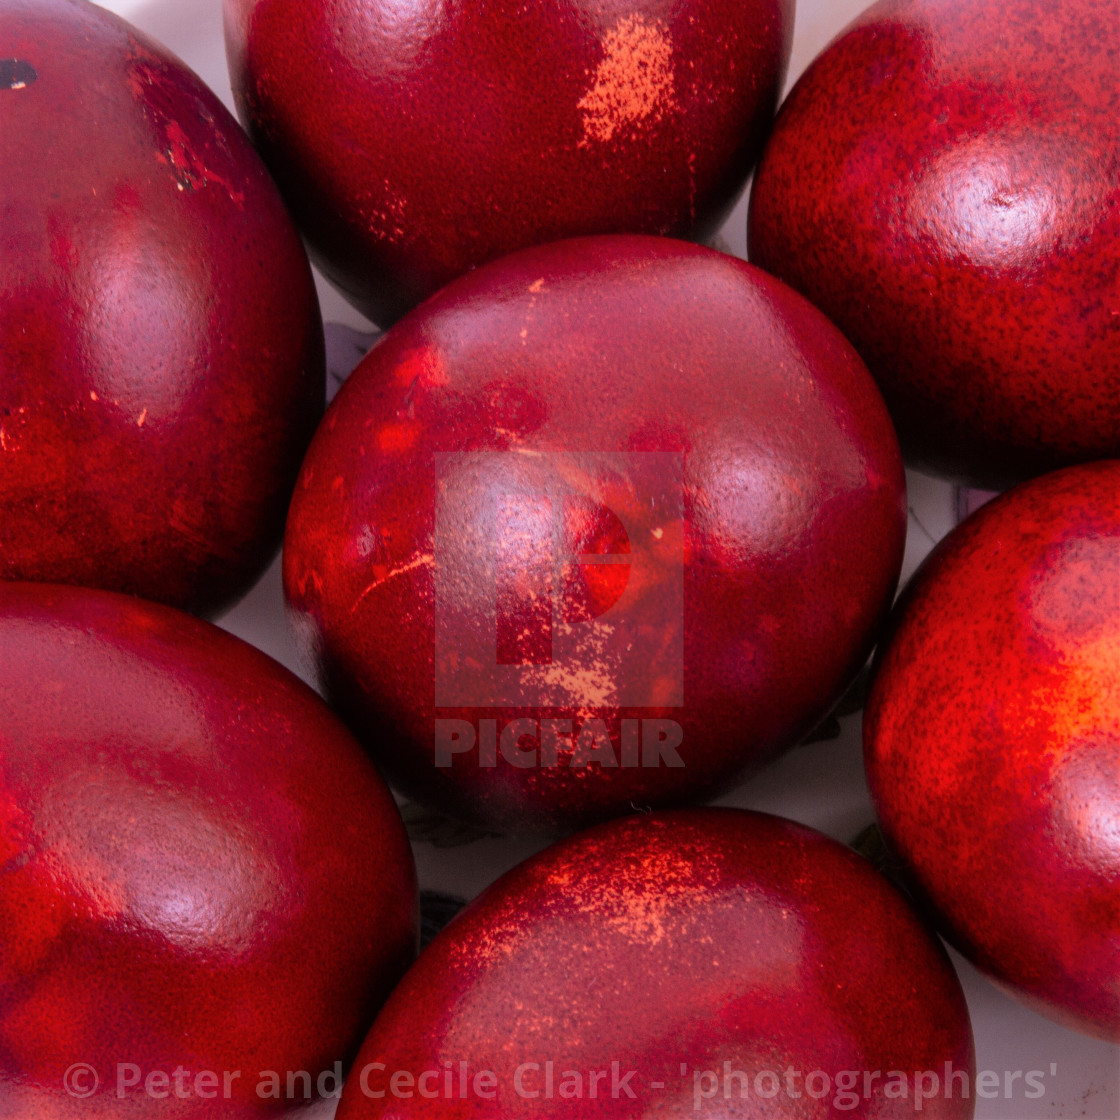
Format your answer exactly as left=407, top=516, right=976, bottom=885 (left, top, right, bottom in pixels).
left=0, top=582, right=418, bottom=1117
left=865, top=461, right=1120, bottom=1041
left=336, top=810, right=975, bottom=1119
left=224, top=0, right=794, bottom=324
left=747, top=0, right=1120, bottom=489
left=0, top=0, right=324, bottom=616
left=283, top=236, right=906, bottom=833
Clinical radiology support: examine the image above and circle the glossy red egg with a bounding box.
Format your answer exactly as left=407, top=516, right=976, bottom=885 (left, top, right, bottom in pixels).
left=0, top=0, right=324, bottom=616
left=224, top=0, right=794, bottom=324
left=0, top=582, right=418, bottom=1118
left=336, top=809, right=975, bottom=1119
left=283, top=236, right=906, bottom=833
left=865, top=461, right=1120, bottom=1041
left=747, top=0, right=1120, bottom=489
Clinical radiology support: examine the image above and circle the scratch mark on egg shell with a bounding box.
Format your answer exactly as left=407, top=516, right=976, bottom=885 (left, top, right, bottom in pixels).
left=351, top=554, right=436, bottom=613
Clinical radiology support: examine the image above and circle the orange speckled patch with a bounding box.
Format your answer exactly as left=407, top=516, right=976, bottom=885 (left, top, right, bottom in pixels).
left=393, top=345, right=449, bottom=389
left=518, top=620, right=619, bottom=708
left=364, top=181, right=408, bottom=244
left=578, top=16, right=675, bottom=146
left=448, top=829, right=724, bottom=973
left=584, top=845, right=723, bottom=948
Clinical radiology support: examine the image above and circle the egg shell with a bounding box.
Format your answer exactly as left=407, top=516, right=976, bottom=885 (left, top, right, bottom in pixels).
left=283, top=235, right=906, bottom=834
left=224, top=0, right=794, bottom=323
left=0, top=0, right=324, bottom=616
left=336, top=809, right=976, bottom=1119
left=865, top=460, right=1120, bottom=1040
left=0, top=581, right=418, bottom=1118
left=747, top=0, right=1120, bottom=489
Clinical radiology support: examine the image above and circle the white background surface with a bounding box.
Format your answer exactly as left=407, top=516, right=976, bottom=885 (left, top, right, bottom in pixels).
left=98, top=0, right=1120, bottom=1114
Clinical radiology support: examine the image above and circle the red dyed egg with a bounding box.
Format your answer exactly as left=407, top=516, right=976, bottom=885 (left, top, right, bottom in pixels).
left=0, top=0, right=324, bottom=616
left=0, top=582, right=418, bottom=1118
left=283, top=236, right=906, bottom=833
left=336, top=809, right=975, bottom=1119
left=224, top=0, right=793, bottom=324
left=865, top=461, right=1120, bottom=1040
left=747, top=0, right=1120, bottom=489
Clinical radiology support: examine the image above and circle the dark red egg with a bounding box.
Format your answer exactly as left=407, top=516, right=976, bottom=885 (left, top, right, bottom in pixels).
left=336, top=809, right=976, bottom=1119
left=865, top=461, right=1120, bottom=1041
left=224, top=0, right=793, bottom=324
left=747, top=0, right=1120, bottom=489
left=0, top=0, right=324, bottom=617
left=0, top=582, right=418, bottom=1118
left=283, top=236, right=906, bottom=834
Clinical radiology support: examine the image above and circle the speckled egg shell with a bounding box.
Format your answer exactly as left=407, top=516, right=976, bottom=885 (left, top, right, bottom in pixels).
left=283, top=235, right=906, bottom=834
left=224, top=0, right=794, bottom=324
left=0, top=582, right=418, bottom=1118
left=336, top=809, right=976, bottom=1119
left=865, top=461, right=1120, bottom=1041
left=747, top=0, right=1120, bottom=489
left=0, top=0, right=324, bottom=616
